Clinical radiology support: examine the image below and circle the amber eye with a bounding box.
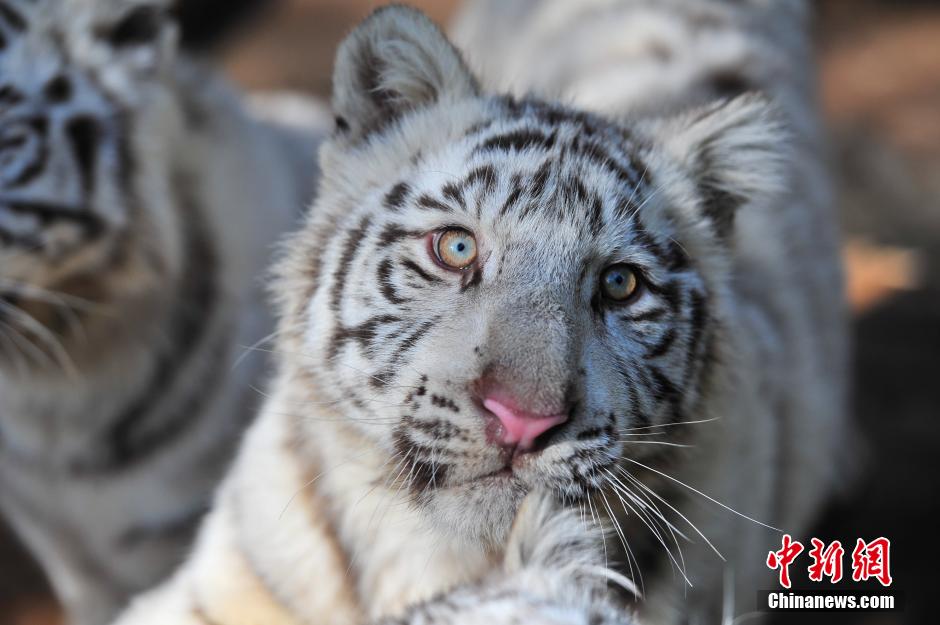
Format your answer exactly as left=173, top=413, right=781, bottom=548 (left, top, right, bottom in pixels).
left=600, top=264, right=640, bottom=302
left=433, top=228, right=478, bottom=270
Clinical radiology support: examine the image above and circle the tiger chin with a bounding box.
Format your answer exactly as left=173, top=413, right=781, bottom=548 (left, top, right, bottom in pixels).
left=0, top=1, right=326, bottom=624
left=114, top=4, right=847, bottom=625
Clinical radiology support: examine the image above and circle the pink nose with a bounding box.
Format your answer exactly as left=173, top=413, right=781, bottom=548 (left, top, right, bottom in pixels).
left=483, top=396, right=569, bottom=451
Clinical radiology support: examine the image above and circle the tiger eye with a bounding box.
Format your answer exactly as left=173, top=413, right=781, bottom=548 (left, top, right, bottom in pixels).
left=600, top=264, right=639, bottom=302
left=434, top=228, right=478, bottom=270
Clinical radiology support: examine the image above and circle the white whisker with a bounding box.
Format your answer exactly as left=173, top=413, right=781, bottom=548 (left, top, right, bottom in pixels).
left=621, top=417, right=720, bottom=432
left=619, top=468, right=725, bottom=561
left=622, top=457, right=780, bottom=531
left=618, top=440, right=693, bottom=448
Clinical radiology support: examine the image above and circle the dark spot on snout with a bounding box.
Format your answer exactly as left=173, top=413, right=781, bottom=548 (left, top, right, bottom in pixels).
left=66, top=116, right=99, bottom=196
left=44, top=75, right=72, bottom=103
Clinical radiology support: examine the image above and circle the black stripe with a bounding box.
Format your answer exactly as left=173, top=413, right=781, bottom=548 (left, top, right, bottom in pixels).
left=6, top=118, right=47, bottom=188
left=650, top=367, right=685, bottom=423
left=4, top=199, right=103, bottom=238
left=570, top=137, right=642, bottom=189
left=621, top=307, right=666, bottom=323
left=328, top=314, right=401, bottom=360
left=588, top=194, right=603, bottom=235
left=626, top=378, right=648, bottom=427
left=440, top=180, right=465, bottom=211
left=0, top=3, right=26, bottom=31
left=631, top=220, right=671, bottom=263
left=416, top=194, right=453, bottom=213
left=394, top=319, right=438, bottom=359
left=392, top=429, right=450, bottom=492
left=0, top=224, right=38, bottom=248
left=0, top=86, right=22, bottom=106
left=44, top=75, right=72, bottom=103
left=645, top=328, right=677, bottom=359
left=370, top=318, right=438, bottom=389
left=410, top=458, right=447, bottom=492
left=408, top=416, right=465, bottom=438
left=498, top=176, right=524, bottom=217
left=615, top=359, right=650, bottom=428
left=70, top=172, right=221, bottom=475
left=377, top=257, right=408, bottom=304
left=377, top=223, right=421, bottom=247
left=684, top=290, right=708, bottom=383
left=464, top=164, right=498, bottom=195
left=383, top=182, right=410, bottom=211
left=401, top=258, right=441, bottom=284
left=708, top=71, right=756, bottom=100
left=66, top=116, right=99, bottom=197
left=530, top=159, right=552, bottom=198
left=0, top=133, right=26, bottom=150
left=565, top=175, right=589, bottom=204
left=666, top=240, right=690, bottom=271
left=460, top=268, right=482, bottom=292
left=697, top=136, right=744, bottom=238
left=648, top=279, right=683, bottom=313
left=476, top=129, right=556, bottom=154
left=329, top=215, right=372, bottom=311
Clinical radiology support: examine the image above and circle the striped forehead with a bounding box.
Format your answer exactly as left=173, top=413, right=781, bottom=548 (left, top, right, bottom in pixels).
left=0, top=13, right=112, bottom=112
left=0, top=1, right=92, bottom=63
left=394, top=98, right=659, bottom=252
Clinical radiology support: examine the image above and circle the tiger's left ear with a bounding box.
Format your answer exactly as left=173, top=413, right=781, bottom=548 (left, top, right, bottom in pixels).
left=331, top=5, right=480, bottom=142
left=643, top=94, right=790, bottom=238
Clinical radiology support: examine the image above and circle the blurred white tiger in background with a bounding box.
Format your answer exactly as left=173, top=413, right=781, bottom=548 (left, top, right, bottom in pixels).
left=0, top=1, right=327, bottom=623
left=112, top=3, right=847, bottom=625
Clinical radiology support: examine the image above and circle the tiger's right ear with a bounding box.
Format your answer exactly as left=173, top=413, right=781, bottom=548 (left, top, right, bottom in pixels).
left=331, top=5, right=479, bottom=142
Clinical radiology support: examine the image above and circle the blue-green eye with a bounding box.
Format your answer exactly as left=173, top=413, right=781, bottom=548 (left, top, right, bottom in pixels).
left=434, top=228, right=478, bottom=270
left=600, top=264, right=640, bottom=302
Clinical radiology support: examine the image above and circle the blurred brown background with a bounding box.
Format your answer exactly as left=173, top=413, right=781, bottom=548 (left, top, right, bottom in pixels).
left=2, top=1, right=938, bottom=624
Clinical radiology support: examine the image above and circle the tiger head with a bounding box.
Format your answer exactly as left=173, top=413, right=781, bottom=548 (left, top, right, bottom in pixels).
left=280, top=6, right=788, bottom=546
left=0, top=0, right=184, bottom=362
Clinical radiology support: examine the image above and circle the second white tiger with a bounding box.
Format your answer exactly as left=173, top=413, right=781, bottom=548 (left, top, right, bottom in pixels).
left=0, top=1, right=326, bottom=623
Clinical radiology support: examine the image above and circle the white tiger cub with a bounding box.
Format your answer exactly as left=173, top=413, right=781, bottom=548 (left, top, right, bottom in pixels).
left=0, top=1, right=325, bottom=624
left=115, top=3, right=846, bottom=625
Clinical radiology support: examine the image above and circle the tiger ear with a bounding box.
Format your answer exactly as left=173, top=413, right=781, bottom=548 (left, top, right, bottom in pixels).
left=645, top=94, right=790, bottom=238
left=331, top=5, right=479, bottom=142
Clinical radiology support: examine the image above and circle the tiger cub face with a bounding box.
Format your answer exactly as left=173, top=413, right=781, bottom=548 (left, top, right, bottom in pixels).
left=0, top=0, right=180, bottom=331
left=282, top=7, right=787, bottom=544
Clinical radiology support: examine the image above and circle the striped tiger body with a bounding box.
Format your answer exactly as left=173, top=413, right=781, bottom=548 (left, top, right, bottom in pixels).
left=115, top=4, right=846, bottom=625
left=0, top=1, right=325, bottom=624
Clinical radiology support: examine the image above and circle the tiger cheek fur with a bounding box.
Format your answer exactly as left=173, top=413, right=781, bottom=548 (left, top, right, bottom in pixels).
left=284, top=6, right=785, bottom=547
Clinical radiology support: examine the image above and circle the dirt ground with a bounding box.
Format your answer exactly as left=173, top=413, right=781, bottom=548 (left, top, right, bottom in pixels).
left=2, top=1, right=938, bottom=624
